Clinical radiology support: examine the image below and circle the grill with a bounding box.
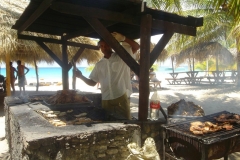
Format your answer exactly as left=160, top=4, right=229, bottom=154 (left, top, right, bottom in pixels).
left=162, top=111, right=240, bottom=160
left=29, top=94, right=128, bottom=127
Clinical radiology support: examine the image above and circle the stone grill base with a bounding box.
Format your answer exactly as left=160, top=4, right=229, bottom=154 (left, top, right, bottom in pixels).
left=4, top=95, right=166, bottom=160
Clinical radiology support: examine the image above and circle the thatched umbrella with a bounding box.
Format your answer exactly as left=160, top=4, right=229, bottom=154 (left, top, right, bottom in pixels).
left=175, top=42, right=234, bottom=72
left=1, top=0, right=102, bottom=93
left=135, top=42, right=168, bottom=64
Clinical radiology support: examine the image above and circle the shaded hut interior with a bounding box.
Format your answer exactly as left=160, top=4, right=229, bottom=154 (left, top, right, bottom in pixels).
left=11, top=0, right=203, bottom=120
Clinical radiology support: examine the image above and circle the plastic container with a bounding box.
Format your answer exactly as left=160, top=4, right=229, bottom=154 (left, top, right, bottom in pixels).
left=149, top=91, right=161, bottom=120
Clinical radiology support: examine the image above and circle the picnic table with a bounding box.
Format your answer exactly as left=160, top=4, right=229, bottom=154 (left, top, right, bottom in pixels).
left=181, top=71, right=204, bottom=84
left=223, top=70, right=237, bottom=82
left=165, top=72, right=183, bottom=85
left=207, top=71, right=226, bottom=84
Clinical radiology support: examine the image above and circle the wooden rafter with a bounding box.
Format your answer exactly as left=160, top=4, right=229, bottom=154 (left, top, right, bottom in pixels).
left=67, top=48, right=85, bottom=71
left=18, top=34, right=98, bottom=50
left=152, top=19, right=196, bottom=36
left=18, top=0, right=54, bottom=33
left=83, top=16, right=140, bottom=76
left=50, top=2, right=138, bottom=25
left=150, top=31, right=174, bottom=68
left=65, top=6, right=141, bottom=40
left=35, top=40, right=63, bottom=67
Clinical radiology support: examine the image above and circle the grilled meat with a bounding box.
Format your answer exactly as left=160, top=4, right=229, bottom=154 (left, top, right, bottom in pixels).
left=190, top=120, right=232, bottom=135
left=215, top=113, right=240, bottom=123
left=45, top=90, right=92, bottom=105
left=168, top=99, right=204, bottom=117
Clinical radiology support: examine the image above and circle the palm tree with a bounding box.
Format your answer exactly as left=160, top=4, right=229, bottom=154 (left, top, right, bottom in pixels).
left=146, top=0, right=240, bottom=85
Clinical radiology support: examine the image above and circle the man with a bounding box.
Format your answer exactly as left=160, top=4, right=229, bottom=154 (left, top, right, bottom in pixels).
left=75, top=32, right=139, bottom=119
left=17, top=60, right=29, bottom=94
left=10, top=62, right=17, bottom=93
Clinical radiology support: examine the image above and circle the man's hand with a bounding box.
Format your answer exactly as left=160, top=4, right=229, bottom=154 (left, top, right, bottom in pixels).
left=111, top=32, right=125, bottom=42
left=75, top=69, right=83, bottom=78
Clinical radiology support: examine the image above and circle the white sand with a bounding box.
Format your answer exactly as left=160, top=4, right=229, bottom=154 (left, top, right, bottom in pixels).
left=1, top=78, right=240, bottom=159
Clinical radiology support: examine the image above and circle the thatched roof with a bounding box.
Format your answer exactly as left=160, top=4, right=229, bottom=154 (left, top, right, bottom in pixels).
left=135, top=42, right=168, bottom=63
left=0, top=0, right=102, bottom=66
left=175, top=42, right=234, bottom=66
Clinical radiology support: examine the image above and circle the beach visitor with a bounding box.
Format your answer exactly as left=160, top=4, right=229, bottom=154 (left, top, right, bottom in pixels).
left=10, top=62, right=17, bottom=93
left=149, top=68, right=161, bottom=88
left=75, top=32, right=140, bottom=119
left=17, top=60, right=29, bottom=94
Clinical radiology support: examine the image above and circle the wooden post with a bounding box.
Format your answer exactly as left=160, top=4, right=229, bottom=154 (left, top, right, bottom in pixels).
left=61, top=36, right=69, bottom=90
left=139, top=14, right=152, bottom=121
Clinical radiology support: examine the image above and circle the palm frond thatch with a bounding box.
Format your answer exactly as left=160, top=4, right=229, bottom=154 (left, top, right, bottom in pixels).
left=175, top=42, right=234, bottom=66
left=0, top=0, right=102, bottom=66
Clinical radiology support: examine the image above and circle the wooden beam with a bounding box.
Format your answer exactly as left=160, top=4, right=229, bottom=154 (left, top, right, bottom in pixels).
left=65, top=21, right=117, bottom=40
left=139, top=14, right=152, bottom=121
left=67, top=48, right=85, bottom=71
left=18, top=0, right=53, bottom=33
left=65, top=6, right=141, bottom=40
left=150, top=32, right=174, bottom=68
left=18, top=34, right=99, bottom=50
left=61, top=36, right=69, bottom=90
left=152, top=19, right=196, bottom=36
left=50, top=2, right=139, bottom=26
left=83, top=16, right=140, bottom=76
left=145, top=7, right=203, bottom=27
left=35, top=40, right=63, bottom=67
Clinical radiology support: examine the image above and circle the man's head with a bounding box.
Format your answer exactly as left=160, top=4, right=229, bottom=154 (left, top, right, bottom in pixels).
left=17, top=60, right=21, bottom=65
left=10, top=62, right=12, bottom=66
left=98, top=39, right=113, bottom=56
left=150, top=68, right=154, bottom=72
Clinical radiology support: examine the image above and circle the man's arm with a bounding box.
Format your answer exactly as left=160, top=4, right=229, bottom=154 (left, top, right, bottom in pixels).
left=123, top=38, right=140, bottom=54
left=75, top=69, right=97, bottom=86
left=24, top=66, right=29, bottom=75
left=112, top=32, right=140, bottom=54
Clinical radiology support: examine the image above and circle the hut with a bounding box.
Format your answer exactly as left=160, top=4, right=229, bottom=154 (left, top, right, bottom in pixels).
left=10, top=0, right=203, bottom=121
left=0, top=0, right=102, bottom=93
left=175, top=42, right=234, bottom=72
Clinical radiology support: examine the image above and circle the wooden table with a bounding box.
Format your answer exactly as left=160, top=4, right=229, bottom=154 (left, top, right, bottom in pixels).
left=207, top=71, right=225, bottom=84
left=182, top=71, right=200, bottom=84
left=165, top=73, right=182, bottom=85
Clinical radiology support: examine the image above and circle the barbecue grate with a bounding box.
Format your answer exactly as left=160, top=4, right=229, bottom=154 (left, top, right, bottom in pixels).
left=164, top=111, right=240, bottom=144
left=163, top=111, right=240, bottom=160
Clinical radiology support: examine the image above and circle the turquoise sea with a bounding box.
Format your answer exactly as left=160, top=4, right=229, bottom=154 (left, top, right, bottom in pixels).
left=0, top=66, right=189, bottom=82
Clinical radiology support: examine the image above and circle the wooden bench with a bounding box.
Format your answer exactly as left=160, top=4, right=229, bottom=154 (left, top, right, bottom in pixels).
left=149, top=81, right=161, bottom=88
left=224, top=76, right=237, bottom=82
left=181, top=77, right=204, bottom=84
left=165, top=78, right=182, bottom=85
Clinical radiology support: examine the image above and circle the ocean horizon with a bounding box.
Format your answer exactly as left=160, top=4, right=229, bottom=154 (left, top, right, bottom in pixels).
left=0, top=66, right=190, bottom=83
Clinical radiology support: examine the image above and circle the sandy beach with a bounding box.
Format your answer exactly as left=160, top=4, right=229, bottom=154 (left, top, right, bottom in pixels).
left=1, top=78, right=240, bottom=159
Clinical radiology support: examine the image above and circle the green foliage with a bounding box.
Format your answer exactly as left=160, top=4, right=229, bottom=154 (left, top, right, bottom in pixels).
left=195, top=58, right=237, bottom=71
left=151, top=64, right=159, bottom=71
left=85, top=65, right=95, bottom=72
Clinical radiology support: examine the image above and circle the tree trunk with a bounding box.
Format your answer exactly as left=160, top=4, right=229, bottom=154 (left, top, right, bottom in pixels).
left=236, top=37, right=240, bottom=86
left=33, top=57, right=39, bottom=91
left=72, top=62, right=76, bottom=90
left=171, top=56, right=175, bottom=73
